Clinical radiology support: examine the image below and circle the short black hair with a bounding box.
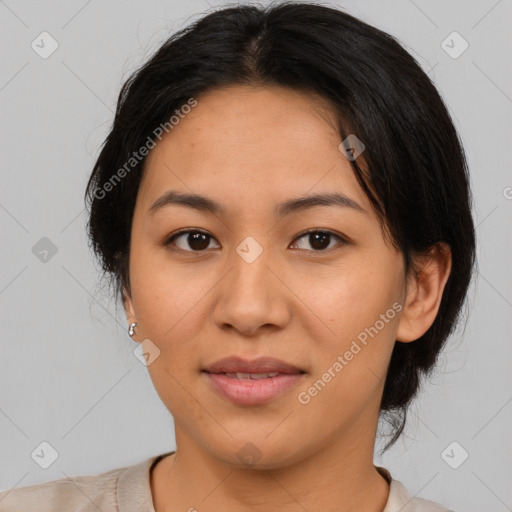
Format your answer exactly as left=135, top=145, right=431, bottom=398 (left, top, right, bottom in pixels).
left=85, top=1, right=476, bottom=451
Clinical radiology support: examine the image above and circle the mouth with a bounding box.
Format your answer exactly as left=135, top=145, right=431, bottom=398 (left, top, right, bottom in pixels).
left=219, top=372, right=289, bottom=379
left=202, top=356, right=306, bottom=406
left=203, top=355, right=306, bottom=375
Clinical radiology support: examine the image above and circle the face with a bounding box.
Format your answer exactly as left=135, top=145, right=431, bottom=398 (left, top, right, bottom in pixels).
left=124, top=84, right=410, bottom=468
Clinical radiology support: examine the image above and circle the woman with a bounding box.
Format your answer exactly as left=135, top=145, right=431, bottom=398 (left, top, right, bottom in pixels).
left=0, top=2, right=475, bottom=511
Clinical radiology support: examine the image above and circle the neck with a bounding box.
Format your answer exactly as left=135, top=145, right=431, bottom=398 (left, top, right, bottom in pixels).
left=151, top=412, right=390, bottom=512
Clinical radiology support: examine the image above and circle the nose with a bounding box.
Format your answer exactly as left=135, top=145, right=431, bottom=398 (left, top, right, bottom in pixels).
left=212, top=237, right=292, bottom=337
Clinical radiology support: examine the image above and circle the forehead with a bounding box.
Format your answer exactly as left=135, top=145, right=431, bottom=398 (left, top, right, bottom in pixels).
left=138, top=84, right=371, bottom=215
left=167, top=84, right=341, bottom=154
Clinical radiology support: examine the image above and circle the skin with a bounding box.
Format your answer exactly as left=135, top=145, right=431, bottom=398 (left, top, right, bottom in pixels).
left=123, top=84, right=452, bottom=512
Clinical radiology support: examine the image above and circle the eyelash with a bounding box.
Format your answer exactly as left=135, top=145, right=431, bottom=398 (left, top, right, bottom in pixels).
left=163, top=228, right=348, bottom=254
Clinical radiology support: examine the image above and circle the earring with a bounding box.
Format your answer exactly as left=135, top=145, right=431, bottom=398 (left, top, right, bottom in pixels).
left=128, top=322, right=138, bottom=337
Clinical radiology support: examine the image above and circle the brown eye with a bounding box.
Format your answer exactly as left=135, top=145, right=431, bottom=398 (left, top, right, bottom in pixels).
left=164, top=229, right=347, bottom=254
left=290, top=230, right=347, bottom=252
left=165, top=230, right=220, bottom=252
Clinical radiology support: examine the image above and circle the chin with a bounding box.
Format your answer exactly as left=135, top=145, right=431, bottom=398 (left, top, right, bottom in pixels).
left=203, top=433, right=311, bottom=471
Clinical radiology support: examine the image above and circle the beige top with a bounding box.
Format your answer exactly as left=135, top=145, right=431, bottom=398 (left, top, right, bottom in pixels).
left=0, top=452, right=451, bottom=511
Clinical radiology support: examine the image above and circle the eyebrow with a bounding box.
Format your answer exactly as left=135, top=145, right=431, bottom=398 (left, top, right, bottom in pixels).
left=148, top=190, right=367, bottom=217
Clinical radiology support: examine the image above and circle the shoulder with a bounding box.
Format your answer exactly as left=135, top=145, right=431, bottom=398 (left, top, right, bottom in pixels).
left=378, top=467, right=453, bottom=512
left=0, top=466, right=124, bottom=512
left=0, top=455, right=163, bottom=512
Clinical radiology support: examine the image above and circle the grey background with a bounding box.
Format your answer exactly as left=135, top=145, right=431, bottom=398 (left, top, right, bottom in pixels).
left=1, top=0, right=511, bottom=510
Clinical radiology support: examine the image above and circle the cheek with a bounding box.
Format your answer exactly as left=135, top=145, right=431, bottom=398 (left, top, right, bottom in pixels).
left=299, top=260, right=402, bottom=414
left=129, top=246, right=213, bottom=346
left=307, top=257, right=401, bottom=350
left=297, top=283, right=399, bottom=422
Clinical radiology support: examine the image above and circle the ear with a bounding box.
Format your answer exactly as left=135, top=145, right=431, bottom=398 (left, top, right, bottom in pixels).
left=396, top=242, right=452, bottom=343
left=122, top=287, right=139, bottom=340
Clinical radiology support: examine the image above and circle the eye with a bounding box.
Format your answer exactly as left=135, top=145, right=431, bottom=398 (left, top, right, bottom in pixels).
left=164, top=229, right=348, bottom=253
left=290, top=229, right=347, bottom=252
left=165, top=230, right=220, bottom=252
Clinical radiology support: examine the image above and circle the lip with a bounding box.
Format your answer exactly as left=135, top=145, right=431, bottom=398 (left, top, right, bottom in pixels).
left=203, top=356, right=304, bottom=374
left=202, top=356, right=306, bottom=406
left=204, top=373, right=306, bottom=406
